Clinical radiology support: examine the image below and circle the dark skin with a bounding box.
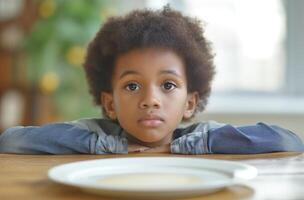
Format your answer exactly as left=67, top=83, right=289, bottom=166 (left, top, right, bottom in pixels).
left=101, top=48, right=198, bottom=153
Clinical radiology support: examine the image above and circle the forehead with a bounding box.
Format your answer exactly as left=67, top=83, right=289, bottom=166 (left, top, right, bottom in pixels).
left=113, top=48, right=186, bottom=78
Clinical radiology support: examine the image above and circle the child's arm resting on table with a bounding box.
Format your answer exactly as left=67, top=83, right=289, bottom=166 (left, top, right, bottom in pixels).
left=171, top=122, right=304, bottom=154
left=0, top=120, right=127, bottom=154
left=1, top=120, right=303, bottom=155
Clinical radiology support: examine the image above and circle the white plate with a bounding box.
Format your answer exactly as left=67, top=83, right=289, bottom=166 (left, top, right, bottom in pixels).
left=48, top=157, right=257, bottom=199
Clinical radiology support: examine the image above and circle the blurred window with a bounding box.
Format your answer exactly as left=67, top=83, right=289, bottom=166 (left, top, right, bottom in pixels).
left=147, top=0, right=303, bottom=97
left=184, top=0, right=285, bottom=94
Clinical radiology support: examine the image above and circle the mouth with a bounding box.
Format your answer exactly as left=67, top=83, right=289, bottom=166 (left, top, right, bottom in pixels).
left=138, top=115, right=164, bottom=127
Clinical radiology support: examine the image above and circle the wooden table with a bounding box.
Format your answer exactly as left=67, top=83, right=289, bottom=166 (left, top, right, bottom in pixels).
left=1, top=152, right=303, bottom=200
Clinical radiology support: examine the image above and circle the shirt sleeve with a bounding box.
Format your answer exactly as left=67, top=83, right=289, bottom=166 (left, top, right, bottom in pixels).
left=0, top=121, right=127, bottom=154
left=171, top=122, right=304, bottom=154
left=208, top=122, right=304, bottom=154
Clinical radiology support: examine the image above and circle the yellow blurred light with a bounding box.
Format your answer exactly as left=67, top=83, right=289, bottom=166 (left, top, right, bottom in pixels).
left=38, top=0, right=56, bottom=18
left=66, top=46, right=86, bottom=67
left=40, top=72, right=59, bottom=94
left=100, top=7, right=115, bottom=21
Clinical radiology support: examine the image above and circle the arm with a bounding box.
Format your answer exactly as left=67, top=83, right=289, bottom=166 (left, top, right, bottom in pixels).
left=0, top=120, right=128, bottom=154
left=208, top=122, right=304, bottom=154
left=0, top=123, right=95, bottom=154
left=171, top=122, right=304, bottom=154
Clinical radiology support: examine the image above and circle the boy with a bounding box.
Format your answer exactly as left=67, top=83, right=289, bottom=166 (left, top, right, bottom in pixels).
left=0, top=6, right=303, bottom=154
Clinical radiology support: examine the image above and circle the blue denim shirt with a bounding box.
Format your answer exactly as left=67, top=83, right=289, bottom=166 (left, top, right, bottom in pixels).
left=0, top=118, right=303, bottom=154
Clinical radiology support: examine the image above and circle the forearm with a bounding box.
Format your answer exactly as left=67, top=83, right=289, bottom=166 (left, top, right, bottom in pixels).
left=0, top=124, right=94, bottom=154
left=170, top=122, right=304, bottom=154
left=208, top=123, right=304, bottom=154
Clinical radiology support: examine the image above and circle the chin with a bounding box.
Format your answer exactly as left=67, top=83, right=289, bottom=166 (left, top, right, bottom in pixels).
left=136, top=134, right=169, bottom=147
left=142, top=131, right=164, bottom=139
left=138, top=135, right=162, bottom=143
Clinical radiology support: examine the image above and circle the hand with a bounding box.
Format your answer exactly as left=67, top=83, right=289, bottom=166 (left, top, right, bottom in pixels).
left=143, top=144, right=171, bottom=153
left=128, top=143, right=171, bottom=153
left=128, top=143, right=150, bottom=153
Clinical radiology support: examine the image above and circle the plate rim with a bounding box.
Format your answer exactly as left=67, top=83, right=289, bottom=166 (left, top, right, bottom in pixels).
left=48, top=156, right=257, bottom=193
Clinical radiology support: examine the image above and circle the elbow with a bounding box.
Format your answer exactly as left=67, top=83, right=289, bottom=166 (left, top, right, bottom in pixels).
left=279, top=138, right=304, bottom=152
left=0, top=127, right=26, bottom=154
left=268, top=124, right=304, bottom=152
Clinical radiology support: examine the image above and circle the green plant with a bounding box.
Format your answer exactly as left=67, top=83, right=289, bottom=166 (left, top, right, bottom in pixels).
left=24, top=0, right=114, bottom=120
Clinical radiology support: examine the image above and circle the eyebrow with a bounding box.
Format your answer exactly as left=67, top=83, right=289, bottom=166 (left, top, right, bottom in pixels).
left=160, top=69, right=182, bottom=78
left=119, top=69, right=182, bottom=79
left=119, top=70, right=139, bottom=79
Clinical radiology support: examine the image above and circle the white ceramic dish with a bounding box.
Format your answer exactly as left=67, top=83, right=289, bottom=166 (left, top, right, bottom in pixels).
left=48, top=157, right=257, bottom=199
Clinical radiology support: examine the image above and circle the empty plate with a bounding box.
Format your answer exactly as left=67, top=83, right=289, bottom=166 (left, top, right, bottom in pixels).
left=48, top=157, right=257, bottom=199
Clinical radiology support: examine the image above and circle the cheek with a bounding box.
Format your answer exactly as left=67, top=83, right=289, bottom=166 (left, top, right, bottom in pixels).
left=112, top=92, right=123, bottom=113
left=113, top=92, right=135, bottom=113
left=164, top=92, right=188, bottom=110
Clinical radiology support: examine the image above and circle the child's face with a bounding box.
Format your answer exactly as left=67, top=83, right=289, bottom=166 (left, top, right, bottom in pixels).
left=102, top=48, right=198, bottom=147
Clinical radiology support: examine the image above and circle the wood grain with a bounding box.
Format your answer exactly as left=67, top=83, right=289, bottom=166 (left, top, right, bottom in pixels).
left=0, top=152, right=303, bottom=200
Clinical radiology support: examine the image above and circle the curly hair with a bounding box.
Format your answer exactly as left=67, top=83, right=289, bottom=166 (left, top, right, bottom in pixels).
left=84, top=5, right=215, bottom=119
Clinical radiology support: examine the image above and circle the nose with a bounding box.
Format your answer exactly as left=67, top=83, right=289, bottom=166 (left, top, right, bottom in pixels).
left=139, top=87, right=161, bottom=109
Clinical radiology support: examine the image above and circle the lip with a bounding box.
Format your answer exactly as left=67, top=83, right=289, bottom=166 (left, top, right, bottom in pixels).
left=138, top=115, right=164, bottom=127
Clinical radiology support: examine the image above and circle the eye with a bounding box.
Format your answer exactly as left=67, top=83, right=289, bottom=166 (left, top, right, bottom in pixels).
left=162, top=81, right=177, bottom=91
left=125, top=82, right=140, bottom=91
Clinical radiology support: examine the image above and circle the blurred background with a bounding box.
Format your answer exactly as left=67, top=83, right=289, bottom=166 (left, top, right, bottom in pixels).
left=0, top=0, right=303, bottom=137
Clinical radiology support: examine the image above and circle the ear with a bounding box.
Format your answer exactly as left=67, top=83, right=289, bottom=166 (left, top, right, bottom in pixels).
left=101, top=92, right=117, bottom=120
left=183, top=92, right=199, bottom=119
